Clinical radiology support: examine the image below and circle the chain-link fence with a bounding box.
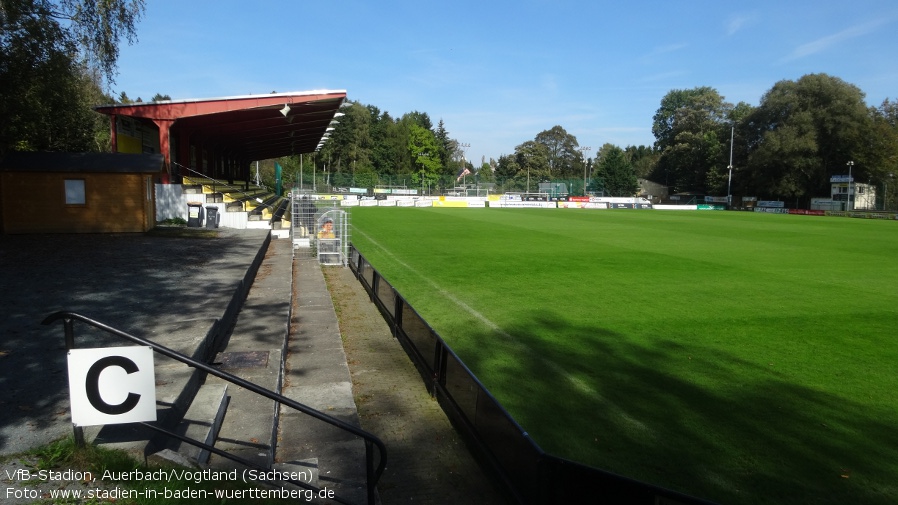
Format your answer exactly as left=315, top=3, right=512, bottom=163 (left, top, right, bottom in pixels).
left=295, top=175, right=596, bottom=197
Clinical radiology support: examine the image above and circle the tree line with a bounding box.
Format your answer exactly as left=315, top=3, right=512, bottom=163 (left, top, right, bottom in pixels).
left=3, top=1, right=896, bottom=207
left=274, top=73, right=898, bottom=208
left=651, top=77, right=897, bottom=208
left=278, top=109, right=651, bottom=197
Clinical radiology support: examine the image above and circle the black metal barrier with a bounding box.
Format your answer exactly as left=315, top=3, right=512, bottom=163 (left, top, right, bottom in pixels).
left=348, top=244, right=718, bottom=505
left=43, top=311, right=386, bottom=505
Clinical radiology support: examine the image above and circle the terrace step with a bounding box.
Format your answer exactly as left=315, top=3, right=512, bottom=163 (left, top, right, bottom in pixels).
left=248, top=195, right=280, bottom=220
left=222, top=188, right=267, bottom=203
left=272, top=460, right=320, bottom=490
left=203, top=237, right=293, bottom=470
left=270, top=199, right=290, bottom=229
left=205, top=349, right=283, bottom=468
left=164, top=383, right=229, bottom=465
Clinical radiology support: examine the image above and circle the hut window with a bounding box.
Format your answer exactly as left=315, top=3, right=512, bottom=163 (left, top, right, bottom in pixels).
left=64, top=179, right=86, bottom=205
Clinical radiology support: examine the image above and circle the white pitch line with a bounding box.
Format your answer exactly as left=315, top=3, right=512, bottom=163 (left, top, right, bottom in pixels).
left=353, top=228, right=597, bottom=396
left=353, top=229, right=507, bottom=335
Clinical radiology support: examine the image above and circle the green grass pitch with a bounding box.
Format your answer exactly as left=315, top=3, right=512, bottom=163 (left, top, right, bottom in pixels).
left=348, top=207, right=898, bottom=505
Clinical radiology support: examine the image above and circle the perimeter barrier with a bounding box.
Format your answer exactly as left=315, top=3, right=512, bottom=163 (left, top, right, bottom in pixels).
left=347, top=244, right=717, bottom=505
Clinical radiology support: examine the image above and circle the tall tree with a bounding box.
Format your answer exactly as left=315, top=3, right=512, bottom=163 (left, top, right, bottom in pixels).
left=441, top=137, right=468, bottom=188
left=625, top=145, right=660, bottom=179
left=867, top=99, right=898, bottom=209
left=366, top=106, right=390, bottom=175
left=512, top=140, right=551, bottom=192
left=534, top=125, right=582, bottom=177
left=477, top=158, right=495, bottom=184
left=587, top=143, right=639, bottom=196
left=595, top=145, right=638, bottom=196
left=370, top=109, right=404, bottom=179
left=50, top=0, right=144, bottom=84
left=653, top=87, right=732, bottom=194
left=407, top=123, right=441, bottom=192
left=403, top=110, right=433, bottom=131
left=494, top=154, right=521, bottom=190
left=1, top=0, right=144, bottom=154
left=318, top=100, right=371, bottom=176
left=434, top=118, right=452, bottom=171
left=742, top=73, right=872, bottom=205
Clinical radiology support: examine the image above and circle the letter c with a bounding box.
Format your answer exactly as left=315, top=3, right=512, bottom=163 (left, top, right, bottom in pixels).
left=85, top=356, right=141, bottom=415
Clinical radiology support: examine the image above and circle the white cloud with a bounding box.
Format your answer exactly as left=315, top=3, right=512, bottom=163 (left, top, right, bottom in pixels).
left=636, top=70, right=688, bottom=84
left=726, top=13, right=757, bottom=36
left=638, top=43, right=689, bottom=65
left=782, top=18, right=890, bottom=62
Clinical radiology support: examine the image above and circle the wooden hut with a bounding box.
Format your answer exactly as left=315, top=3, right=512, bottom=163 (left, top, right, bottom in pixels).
left=0, top=152, right=164, bottom=234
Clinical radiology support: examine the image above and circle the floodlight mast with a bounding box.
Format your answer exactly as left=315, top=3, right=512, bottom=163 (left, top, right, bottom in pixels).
left=846, top=161, right=854, bottom=211
left=579, top=146, right=591, bottom=196
left=727, top=126, right=734, bottom=209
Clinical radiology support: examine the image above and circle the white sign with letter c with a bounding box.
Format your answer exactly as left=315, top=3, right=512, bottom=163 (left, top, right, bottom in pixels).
left=67, top=346, right=156, bottom=427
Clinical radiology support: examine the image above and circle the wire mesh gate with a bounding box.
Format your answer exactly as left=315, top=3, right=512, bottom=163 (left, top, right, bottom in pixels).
left=291, top=194, right=350, bottom=266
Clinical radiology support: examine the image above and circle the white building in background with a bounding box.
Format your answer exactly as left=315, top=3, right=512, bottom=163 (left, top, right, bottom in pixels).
left=825, top=175, right=877, bottom=211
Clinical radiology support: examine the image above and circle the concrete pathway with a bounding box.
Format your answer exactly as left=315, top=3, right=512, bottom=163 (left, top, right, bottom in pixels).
left=278, top=256, right=369, bottom=504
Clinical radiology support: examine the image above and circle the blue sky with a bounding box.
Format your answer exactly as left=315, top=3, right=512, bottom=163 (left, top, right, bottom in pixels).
left=113, top=0, right=898, bottom=163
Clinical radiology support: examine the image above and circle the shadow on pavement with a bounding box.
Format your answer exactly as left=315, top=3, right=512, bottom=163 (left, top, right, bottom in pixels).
left=0, top=229, right=268, bottom=456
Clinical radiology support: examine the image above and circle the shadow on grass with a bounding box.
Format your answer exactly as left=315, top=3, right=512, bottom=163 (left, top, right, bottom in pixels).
left=445, top=310, right=898, bottom=505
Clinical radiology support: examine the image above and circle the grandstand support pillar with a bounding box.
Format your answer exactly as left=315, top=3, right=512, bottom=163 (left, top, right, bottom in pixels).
left=176, top=129, right=192, bottom=183
left=153, top=118, right=175, bottom=184
left=108, top=115, right=118, bottom=153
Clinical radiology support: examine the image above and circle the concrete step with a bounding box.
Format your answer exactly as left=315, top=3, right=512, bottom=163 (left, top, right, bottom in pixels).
left=167, top=383, right=229, bottom=465
left=135, top=236, right=374, bottom=502
left=203, top=237, right=293, bottom=470
left=205, top=349, right=283, bottom=469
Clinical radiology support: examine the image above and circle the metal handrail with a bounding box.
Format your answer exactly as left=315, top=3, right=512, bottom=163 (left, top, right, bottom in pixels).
left=136, top=421, right=337, bottom=501
left=42, top=311, right=386, bottom=505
